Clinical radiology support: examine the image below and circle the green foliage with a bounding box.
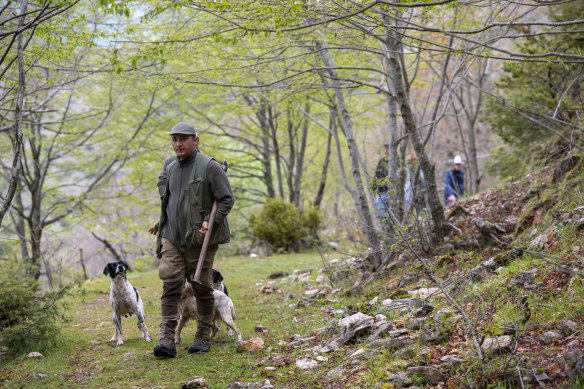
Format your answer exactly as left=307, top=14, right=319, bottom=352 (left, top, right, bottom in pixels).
left=483, top=1, right=584, bottom=147
left=0, top=262, right=70, bottom=355
left=249, top=198, right=322, bottom=252
left=485, top=145, right=528, bottom=182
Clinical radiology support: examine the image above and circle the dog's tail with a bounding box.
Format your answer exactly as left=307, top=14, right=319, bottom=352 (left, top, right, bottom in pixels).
left=230, top=302, right=236, bottom=320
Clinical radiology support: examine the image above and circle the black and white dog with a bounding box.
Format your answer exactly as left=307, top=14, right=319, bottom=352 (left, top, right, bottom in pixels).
left=103, top=261, right=152, bottom=346
left=175, top=269, right=237, bottom=343
left=211, top=269, right=228, bottom=296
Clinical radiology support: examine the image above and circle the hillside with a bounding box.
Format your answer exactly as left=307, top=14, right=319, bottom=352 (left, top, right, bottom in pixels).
left=1, top=149, right=583, bottom=389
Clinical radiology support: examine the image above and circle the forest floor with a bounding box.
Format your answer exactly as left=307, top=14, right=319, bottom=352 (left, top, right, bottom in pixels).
left=2, top=150, right=584, bottom=389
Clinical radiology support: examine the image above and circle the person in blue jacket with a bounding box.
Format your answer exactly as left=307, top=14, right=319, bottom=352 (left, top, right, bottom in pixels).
left=444, top=155, right=465, bottom=206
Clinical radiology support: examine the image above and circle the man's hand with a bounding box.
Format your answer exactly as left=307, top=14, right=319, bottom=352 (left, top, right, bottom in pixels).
left=447, top=194, right=456, bottom=205
left=198, top=221, right=209, bottom=237
left=148, top=225, right=158, bottom=235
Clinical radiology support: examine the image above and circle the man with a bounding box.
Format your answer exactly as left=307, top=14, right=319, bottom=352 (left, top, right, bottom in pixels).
left=443, top=155, right=465, bottom=206
left=148, top=122, right=234, bottom=358
left=374, top=141, right=390, bottom=221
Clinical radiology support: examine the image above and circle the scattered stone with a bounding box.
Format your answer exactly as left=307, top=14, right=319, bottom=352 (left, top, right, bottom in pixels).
left=368, top=320, right=391, bottom=342
left=369, top=296, right=379, bottom=306
left=340, top=314, right=375, bottom=344
left=408, top=287, right=439, bottom=299
left=440, top=355, right=463, bottom=364
left=123, top=352, right=135, bottom=358
left=254, top=326, right=269, bottom=334
left=37, top=373, right=48, bottom=378
left=315, top=355, right=328, bottom=362
left=567, top=357, right=584, bottom=382
left=540, top=331, right=563, bottom=345
left=482, top=335, right=513, bottom=354
left=225, top=381, right=265, bottom=389
left=326, top=366, right=345, bottom=380
left=558, top=319, right=579, bottom=336
left=304, top=289, right=320, bottom=296
left=388, top=329, right=409, bottom=338
left=260, top=284, right=277, bottom=294
left=368, top=338, right=406, bottom=351
left=295, top=358, right=318, bottom=370
left=180, top=377, right=206, bottom=388
left=268, top=271, right=289, bottom=279
left=508, top=269, right=538, bottom=288
left=237, top=338, right=265, bottom=352
left=350, top=348, right=366, bottom=358
left=564, top=348, right=584, bottom=367
left=264, top=367, right=276, bottom=372
left=260, top=380, right=275, bottom=389
left=287, top=336, right=315, bottom=347
left=375, top=313, right=386, bottom=321
left=26, top=352, right=44, bottom=358
left=382, top=372, right=413, bottom=388
left=315, top=274, right=327, bottom=284
left=414, top=303, right=434, bottom=317
left=392, top=348, right=416, bottom=360
left=88, top=340, right=101, bottom=346
left=418, top=326, right=449, bottom=345
left=340, top=312, right=373, bottom=327
left=532, top=369, right=552, bottom=384
left=409, top=318, right=427, bottom=331
left=328, top=242, right=340, bottom=250
left=406, top=366, right=445, bottom=385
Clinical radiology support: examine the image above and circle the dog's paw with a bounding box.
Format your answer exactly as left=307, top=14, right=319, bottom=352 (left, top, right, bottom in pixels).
left=116, top=340, right=124, bottom=346
left=145, top=335, right=152, bottom=343
left=109, top=337, right=116, bottom=343
left=226, top=329, right=234, bottom=336
left=175, top=337, right=181, bottom=345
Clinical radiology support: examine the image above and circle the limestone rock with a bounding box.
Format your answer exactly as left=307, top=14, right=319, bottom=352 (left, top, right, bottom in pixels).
left=406, top=366, right=445, bottom=385
left=26, top=352, right=44, bottom=358
left=295, top=358, right=318, bottom=369
left=180, top=377, right=206, bottom=388
left=540, top=331, right=563, bottom=345
left=237, top=337, right=265, bottom=352
left=482, top=335, right=512, bottom=354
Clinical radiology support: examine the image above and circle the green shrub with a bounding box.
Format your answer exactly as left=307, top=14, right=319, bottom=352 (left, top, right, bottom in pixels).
left=0, top=262, right=69, bottom=355
left=249, top=198, right=322, bottom=252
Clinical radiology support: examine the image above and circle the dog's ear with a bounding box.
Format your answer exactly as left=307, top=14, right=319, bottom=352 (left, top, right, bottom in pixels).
left=212, top=269, right=223, bottom=283
left=103, top=264, right=110, bottom=276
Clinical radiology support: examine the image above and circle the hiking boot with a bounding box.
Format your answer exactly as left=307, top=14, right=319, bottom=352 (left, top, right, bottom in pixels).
left=187, top=337, right=211, bottom=354
left=153, top=338, right=176, bottom=358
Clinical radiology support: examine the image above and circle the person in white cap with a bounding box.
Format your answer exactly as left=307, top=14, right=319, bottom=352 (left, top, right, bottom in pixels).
left=443, top=155, right=465, bottom=206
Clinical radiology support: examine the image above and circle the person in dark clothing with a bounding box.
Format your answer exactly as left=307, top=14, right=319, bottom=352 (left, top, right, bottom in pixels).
left=374, top=141, right=390, bottom=220
left=444, top=155, right=465, bottom=206
left=148, top=122, right=234, bottom=358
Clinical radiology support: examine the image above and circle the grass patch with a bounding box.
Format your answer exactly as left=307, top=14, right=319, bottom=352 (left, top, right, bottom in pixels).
left=0, top=252, right=330, bottom=389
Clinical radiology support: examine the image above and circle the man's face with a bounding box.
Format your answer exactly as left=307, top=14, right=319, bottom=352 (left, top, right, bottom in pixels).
left=454, top=164, right=463, bottom=171
left=172, top=134, right=198, bottom=160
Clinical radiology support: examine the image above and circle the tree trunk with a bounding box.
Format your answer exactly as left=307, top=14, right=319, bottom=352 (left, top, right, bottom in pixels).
left=0, top=0, right=27, bottom=227
left=387, top=32, right=447, bottom=242
left=313, top=128, right=332, bottom=209
left=317, top=40, right=381, bottom=255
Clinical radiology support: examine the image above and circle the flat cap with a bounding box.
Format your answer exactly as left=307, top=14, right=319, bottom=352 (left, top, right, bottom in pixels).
left=170, top=122, right=197, bottom=136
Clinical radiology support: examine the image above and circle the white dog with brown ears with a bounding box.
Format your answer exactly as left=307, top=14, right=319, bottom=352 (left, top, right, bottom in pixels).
left=103, top=261, right=152, bottom=346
